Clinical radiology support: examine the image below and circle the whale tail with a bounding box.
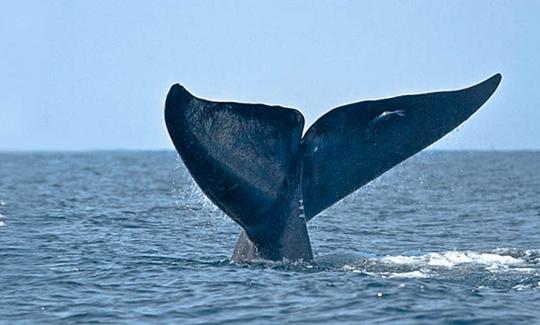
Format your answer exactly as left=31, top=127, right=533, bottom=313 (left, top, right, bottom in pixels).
left=165, top=74, right=502, bottom=261
left=164, top=85, right=312, bottom=260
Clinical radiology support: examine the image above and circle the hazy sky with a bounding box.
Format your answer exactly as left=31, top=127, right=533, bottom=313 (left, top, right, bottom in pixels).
left=1, top=1, right=539, bottom=150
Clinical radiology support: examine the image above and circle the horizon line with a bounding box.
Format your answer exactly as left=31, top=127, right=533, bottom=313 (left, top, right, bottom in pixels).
left=1, top=148, right=540, bottom=154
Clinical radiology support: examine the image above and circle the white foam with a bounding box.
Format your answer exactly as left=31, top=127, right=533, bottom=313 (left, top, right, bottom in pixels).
left=381, top=255, right=421, bottom=265
left=341, top=250, right=534, bottom=280
left=0, top=213, right=5, bottom=219
left=342, top=265, right=364, bottom=273
left=381, top=251, right=524, bottom=268
left=388, top=270, right=429, bottom=279
left=512, top=284, right=530, bottom=291
left=0, top=200, right=5, bottom=206
left=356, top=270, right=430, bottom=279
left=524, top=249, right=540, bottom=256
left=0, top=220, right=5, bottom=227
left=511, top=268, right=536, bottom=273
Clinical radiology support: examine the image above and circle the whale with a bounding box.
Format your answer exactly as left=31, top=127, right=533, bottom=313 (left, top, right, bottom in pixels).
left=164, top=74, right=502, bottom=262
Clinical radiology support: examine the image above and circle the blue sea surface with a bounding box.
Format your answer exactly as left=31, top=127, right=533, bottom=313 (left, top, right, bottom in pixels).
left=1, top=151, right=539, bottom=324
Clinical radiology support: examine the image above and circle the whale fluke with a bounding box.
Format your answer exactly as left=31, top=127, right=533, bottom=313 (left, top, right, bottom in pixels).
left=165, top=74, right=501, bottom=261
left=301, top=74, right=502, bottom=220
left=164, top=85, right=311, bottom=260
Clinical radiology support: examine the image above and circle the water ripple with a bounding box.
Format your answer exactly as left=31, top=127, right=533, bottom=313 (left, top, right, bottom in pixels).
left=1, top=151, right=540, bottom=323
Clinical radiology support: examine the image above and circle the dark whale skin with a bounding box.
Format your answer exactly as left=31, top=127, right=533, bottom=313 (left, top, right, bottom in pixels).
left=165, top=74, right=501, bottom=261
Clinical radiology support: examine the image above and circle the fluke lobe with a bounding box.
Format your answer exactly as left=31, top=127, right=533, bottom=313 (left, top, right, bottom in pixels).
left=165, top=74, right=502, bottom=262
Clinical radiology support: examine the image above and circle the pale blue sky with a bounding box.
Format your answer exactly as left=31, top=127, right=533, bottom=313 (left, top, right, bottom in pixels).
left=1, top=1, right=539, bottom=150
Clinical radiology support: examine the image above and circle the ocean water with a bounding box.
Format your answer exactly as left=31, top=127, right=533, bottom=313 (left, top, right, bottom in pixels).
left=1, top=151, right=539, bottom=324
